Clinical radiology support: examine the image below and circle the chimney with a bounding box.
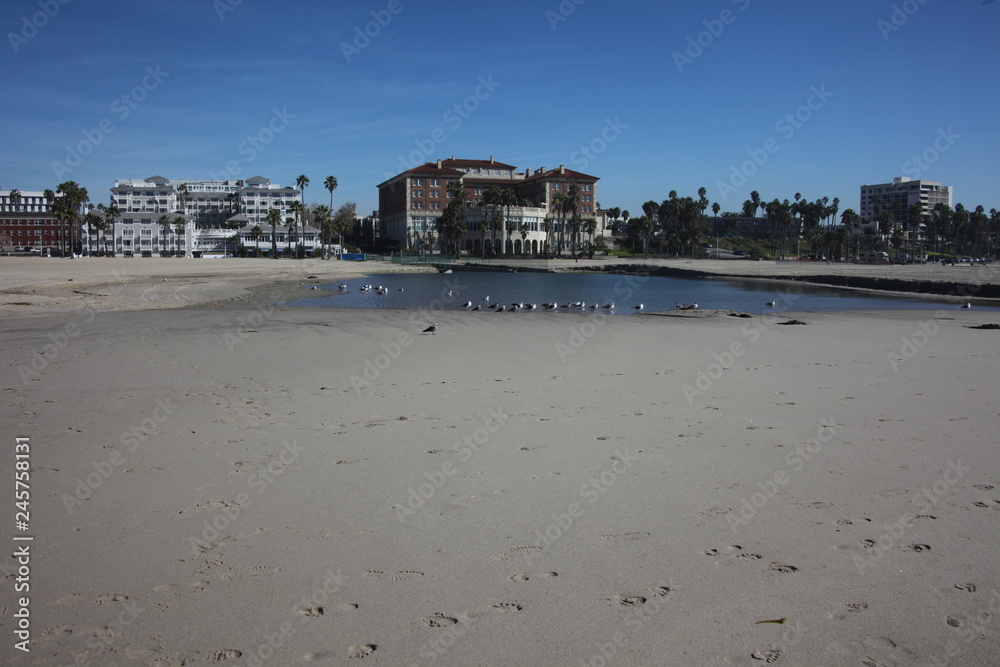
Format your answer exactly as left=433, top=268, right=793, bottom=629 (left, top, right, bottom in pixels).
left=539, top=166, right=545, bottom=174
left=451, top=155, right=455, bottom=160
left=559, top=165, right=565, bottom=174
left=489, top=155, right=494, bottom=163
left=525, top=168, right=533, bottom=177
left=436, top=159, right=442, bottom=168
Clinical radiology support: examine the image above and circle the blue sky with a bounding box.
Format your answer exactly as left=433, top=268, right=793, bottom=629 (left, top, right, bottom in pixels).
left=2, top=0, right=998, bottom=218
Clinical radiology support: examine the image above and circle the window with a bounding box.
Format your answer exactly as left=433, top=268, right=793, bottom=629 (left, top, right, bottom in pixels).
left=582, top=195, right=592, bottom=202
left=474, top=188, right=484, bottom=196
left=429, top=202, right=441, bottom=210
left=430, top=190, right=440, bottom=198
left=552, top=183, right=560, bottom=190
left=494, top=170, right=500, bottom=176
left=412, top=202, right=424, bottom=209
left=413, top=178, right=423, bottom=186
left=413, top=190, right=423, bottom=198
left=582, top=184, right=592, bottom=192
left=430, top=179, right=440, bottom=186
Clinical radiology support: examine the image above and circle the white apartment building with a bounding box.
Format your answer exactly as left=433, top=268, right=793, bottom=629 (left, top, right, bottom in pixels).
left=98, top=175, right=315, bottom=256
left=860, top=177, right=953, bottom=236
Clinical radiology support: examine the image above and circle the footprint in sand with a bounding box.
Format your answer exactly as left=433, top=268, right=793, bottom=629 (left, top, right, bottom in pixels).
left=509, top=572, right=558, bottom=582
left=347, top=644, right=377, bottom=659
left=616, top=595, right=647, bottom=607
left=299, top=607, right=324, bottom=617
left=648, top=586, right=671, bottom=597
left=203, top=649, right=242, bottom=662
left=602, top=532, right=650, bottom=543
left=768, top=563, right=799, bottom=574
left=491, top=603, right=523, bottom=612
left=392, top=570, right=424, bottom=580
left=423, top=613, right=458, bottom=627
left=751, top=648, right=782, bottom=663
left=93, top=593, right=129, bottom=604
left=955, top=583, right=976, bottom=592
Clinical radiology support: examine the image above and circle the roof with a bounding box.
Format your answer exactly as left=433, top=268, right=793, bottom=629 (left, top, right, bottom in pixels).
left=523, top=167, right=599, bottom=182
left=441, top=157, right=517, bottom=170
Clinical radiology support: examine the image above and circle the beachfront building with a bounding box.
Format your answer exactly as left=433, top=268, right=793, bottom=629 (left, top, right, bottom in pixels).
left=377, top=156, right=600, bottom=255
left=860, top=177, right=952, bottom=240
left=0, top=190, right=70, bottom=253
left=101, top=176, right=314, bottom=257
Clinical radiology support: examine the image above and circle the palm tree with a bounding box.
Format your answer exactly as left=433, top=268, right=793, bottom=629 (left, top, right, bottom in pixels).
left=103, top=203, right=120, bottom=256
left=173, top=216, right=187, bottom=255
left=56, top=181, right=89, bottom=256
left=583, top=217, right=597, bottom=257
left=295, top=175, right=309, bottom=256
left=287, top=201, right=302, bottom=257
left=520, top=223, right=529, bottom=256
left=840, top=208, right=861, bottom=259
left=9, top=189, right=21, bottom=214
left=323, top=175, right=338, bottom=258
left=542, top=217, right=554, bottom=258
left=564, top=184, right=581, bottom=261
left=266, top=208, right=282, bottom=259
left=551, top=192, right=565, bottom=255
left=249, top=225, right=263, bottom=255
left=158, top=215, right=172, bottom=255
left=176, top=183, right=190, bottom=217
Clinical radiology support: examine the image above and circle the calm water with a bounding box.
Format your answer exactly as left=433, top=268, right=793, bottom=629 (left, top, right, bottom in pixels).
left=287, top=271, right=995, bottom=315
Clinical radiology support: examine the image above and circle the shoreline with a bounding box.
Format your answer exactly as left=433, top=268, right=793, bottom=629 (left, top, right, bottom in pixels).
left=2, top=256, right=998, bottom=319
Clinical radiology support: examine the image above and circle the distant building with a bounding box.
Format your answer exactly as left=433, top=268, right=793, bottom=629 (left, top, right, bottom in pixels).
left=0, top=190, right=68, bottom=252
left=101, top=175, right=314, bottom=257
left=860, top=177, right=952, bottom=237
left=377, top=156, right=600, bottom=255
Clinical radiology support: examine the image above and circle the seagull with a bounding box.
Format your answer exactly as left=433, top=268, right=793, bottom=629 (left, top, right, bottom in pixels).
left=496, top=305, right=506, bottom=312
left=471, top=304, right=481, bottom=311
left=527, top=303, right=537, bottom=310
left=446, top=290, right=453, bottom=297
left=338, top=284, right=348, bottom=290
left=484, top=296, right=490, bottom=301
left=765, top=301, right=775, bottom=307
left=462, top=301, right=472, bottom=308
left=633, top=304, right=644, bottom=311
left=603, top=302, right=615, bottom=309
left=589, top=303, right=599, bottom=310
left=961, top=302, right=971, bottom=309
left=422, top=323, right=438, bottom=335
left=398, top=288, right=404, bottom=292
left=676, top=302, right=683, bottom=309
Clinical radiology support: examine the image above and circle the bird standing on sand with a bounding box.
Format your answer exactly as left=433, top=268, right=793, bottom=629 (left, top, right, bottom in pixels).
left=765, top=301, right=776, bottom=307
left=633, top=304, right=644, bottom=311
left=961, top=302, right=971, bottom=309
left=422, top=323, right=438, bottom=334
left=471, top=304, right=481, bottom=311
left=462, top=301, right=472, bottom=308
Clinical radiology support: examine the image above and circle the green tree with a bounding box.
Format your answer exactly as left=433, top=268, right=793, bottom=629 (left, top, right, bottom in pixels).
left=266, top=208, right=282, bottom=259
left=323, top=175, right=338, bottom=257
left=295, top=175, right=309, bottom=256
left=158, top=215, right=172, bottom=255
left=174, top=216, right=186, bottom=255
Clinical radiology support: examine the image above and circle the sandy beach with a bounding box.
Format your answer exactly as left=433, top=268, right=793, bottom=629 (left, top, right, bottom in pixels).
left=3, top=257, right=1000, bottom=666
